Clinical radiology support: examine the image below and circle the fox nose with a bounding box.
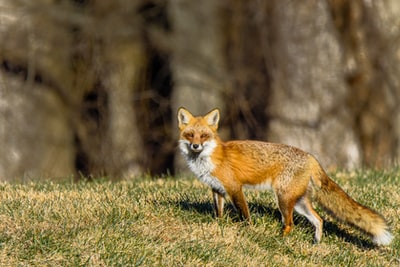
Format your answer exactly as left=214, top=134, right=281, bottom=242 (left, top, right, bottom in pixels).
left=190, top=143, right=202, bottom=152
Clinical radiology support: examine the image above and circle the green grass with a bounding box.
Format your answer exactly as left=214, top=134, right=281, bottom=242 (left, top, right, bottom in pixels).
left=0, top=169, right=399, bottom=266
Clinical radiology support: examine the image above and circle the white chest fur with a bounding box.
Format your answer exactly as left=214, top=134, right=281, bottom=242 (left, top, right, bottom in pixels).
left=179, top=140, right=226, bottom=195
left=188, top=156, right=226, bottom=195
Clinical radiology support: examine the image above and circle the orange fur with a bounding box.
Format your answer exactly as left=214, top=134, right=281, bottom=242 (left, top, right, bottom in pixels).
left=177, top=107, right=393, bottom=245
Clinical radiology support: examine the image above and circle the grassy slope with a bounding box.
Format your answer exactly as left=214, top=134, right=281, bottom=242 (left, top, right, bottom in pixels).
left=0, top=170, right=398, bottom=266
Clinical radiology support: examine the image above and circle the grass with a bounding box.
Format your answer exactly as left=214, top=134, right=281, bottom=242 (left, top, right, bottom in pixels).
left=0, top=169, right=399, bottom=266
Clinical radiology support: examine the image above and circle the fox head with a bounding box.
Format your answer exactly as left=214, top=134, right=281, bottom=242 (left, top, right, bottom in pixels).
left=177, top=107, right=220, bottom=156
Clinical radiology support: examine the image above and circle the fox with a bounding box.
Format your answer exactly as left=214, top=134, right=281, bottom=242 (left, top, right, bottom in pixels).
left=177, top=107, right=393, bottom=245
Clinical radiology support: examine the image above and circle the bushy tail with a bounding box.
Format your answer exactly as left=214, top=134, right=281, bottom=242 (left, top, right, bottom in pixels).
left=310, top=160, right=393, bottom=245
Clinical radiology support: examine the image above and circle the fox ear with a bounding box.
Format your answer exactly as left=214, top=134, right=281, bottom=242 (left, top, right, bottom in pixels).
left=177, top=107, right=193, bottom=129
left=205, top=108, right=220, bottom=129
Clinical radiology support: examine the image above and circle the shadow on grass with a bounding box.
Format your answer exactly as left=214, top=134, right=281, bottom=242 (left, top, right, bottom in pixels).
left=171, top=198, right=377, bottom=249
left=322, top=220, right=376, bottom=250
left=175, top=199, right=214, bottom=216
left=173, top=199, right=283, bottom=224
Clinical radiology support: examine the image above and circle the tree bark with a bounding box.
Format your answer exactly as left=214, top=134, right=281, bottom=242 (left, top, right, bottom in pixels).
left=0, top=0, right=76, bottom=180
left=265, top=0, right=361, bottom=169
left=331, top=0, right=400, bottom=167
left=104, top=40, right=147, bottom=178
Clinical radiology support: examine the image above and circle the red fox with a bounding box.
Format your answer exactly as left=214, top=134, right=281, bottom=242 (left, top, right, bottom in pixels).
left=177, top=107, right=393, bottom=245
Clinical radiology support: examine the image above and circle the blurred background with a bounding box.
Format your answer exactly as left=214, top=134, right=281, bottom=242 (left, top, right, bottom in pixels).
left=1, top=0, right=400, bottom=180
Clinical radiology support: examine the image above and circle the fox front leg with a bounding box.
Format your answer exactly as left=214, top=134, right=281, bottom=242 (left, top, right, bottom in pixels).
left=212, top=190, right=225, bottom=218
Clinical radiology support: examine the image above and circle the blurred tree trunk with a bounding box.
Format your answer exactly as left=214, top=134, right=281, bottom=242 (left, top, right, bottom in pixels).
left=0, top=0, right=76, bottom=180
left=104, top=40, right=146, bottom=177
left=68, top=1, right=149, bottom=178
left=331, top=0, right=400, bottom=167
left=223, top=0, right=271, bottom=141
left=264, top=0, right=361, bottom=169
left=169, top=0, right=227, bottom=115
left=0, top=0, right=150, bottom=179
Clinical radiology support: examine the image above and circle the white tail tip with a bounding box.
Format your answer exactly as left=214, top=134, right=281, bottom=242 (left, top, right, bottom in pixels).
left=373, top=230, right=393, bottom=246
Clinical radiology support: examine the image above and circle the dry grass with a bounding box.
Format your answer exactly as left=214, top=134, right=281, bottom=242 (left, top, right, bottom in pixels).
left=0, top=169, right=399, bottom=266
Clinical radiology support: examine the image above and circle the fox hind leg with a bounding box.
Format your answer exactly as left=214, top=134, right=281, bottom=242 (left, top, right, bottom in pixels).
left=230, top=189, right=251, bottom=222
left=279, top=206, right=295, bottom=236
left=294, top=197, right=323, bottom=243
left=276, top=195, right=296, bottom=236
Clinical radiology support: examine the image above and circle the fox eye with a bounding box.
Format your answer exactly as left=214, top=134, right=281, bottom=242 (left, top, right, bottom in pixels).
left=185, top=132, right=194, bottom=138
left=201, top=133, right=209, bottom=139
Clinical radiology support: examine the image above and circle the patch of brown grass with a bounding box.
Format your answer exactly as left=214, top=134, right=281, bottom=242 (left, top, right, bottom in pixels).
left=0, top=170, right=398, bottom=266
